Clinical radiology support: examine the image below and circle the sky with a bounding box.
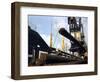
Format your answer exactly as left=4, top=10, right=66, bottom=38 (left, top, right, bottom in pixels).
left=28, top=15, right=88, bottom=52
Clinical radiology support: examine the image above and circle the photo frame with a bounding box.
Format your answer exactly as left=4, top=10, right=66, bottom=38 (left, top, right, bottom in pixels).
left=11, top=2, right=98, bottom=80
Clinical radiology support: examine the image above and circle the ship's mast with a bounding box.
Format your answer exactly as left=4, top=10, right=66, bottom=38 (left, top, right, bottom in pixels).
left=50, top=23, right=52, bottom=47
left=50, top=20, right=66, bottom=52
left=50, top=32, right=52, bottom=47
left=62, top=36, right=65, bottom=51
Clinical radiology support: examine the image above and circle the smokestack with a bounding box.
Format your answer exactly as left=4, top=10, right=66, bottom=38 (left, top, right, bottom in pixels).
left=59, top=28, right=86, bottom=53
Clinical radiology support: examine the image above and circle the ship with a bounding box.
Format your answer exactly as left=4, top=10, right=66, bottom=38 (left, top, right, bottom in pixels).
left=28, top=17, right=88, bottom=66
